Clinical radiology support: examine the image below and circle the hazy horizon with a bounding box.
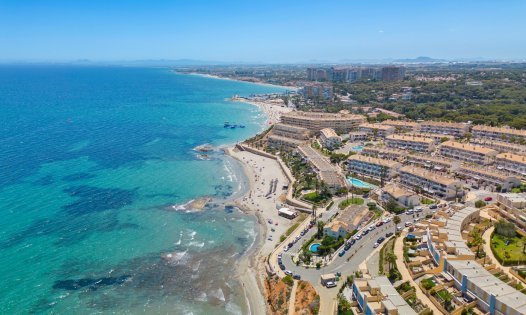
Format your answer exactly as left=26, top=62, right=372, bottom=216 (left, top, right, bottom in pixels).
left=1, top=0, right=525, bottom=63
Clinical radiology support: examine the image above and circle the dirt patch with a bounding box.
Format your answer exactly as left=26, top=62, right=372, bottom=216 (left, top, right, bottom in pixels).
left=293, top=281, right=319, bottom=315
left=264, top=276, right=293, bottom=315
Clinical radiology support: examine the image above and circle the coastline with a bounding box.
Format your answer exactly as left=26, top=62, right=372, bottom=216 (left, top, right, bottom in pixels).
left=185, top=71, right=299, bottom=91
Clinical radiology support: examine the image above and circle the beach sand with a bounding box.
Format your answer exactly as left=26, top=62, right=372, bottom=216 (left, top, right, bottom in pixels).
left=235, top=99, right=292, bottom=125
left=227, top=147, right=295, bottom=314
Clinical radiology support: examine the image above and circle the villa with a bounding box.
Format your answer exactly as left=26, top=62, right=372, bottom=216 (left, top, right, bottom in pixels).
left=324, top=220, right=351, bottom=239
left=381, top=183, right=420, bottom=207
left=385, top=134, right=435, bottom=152
left=439, top=141, right=498, bottom=165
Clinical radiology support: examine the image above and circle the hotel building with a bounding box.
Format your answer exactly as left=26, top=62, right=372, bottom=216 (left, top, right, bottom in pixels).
left=472, top=125, right=526, bottom=143
left=297, top=145, right=347, bottom=191
left=357, top=123, right=394, bottom=138
left=399, top=166, right=462, bottom=199
left=347, top=155, right=401, bottom=179
left=381, top=119, right=420, bottom=133
left=454, top=165, right=521, bottom=192
left=281, top=111, right=365, bottom=133
left=385, top=134, right=435, bottom=152
left=496, top=152, right=526, bottom=177
left=419, top=121, right=469, bottom=138
left=319, top=128, right=341, bottom=149
left=439, top=141, right=498, bottom=165
left=267, top=123, right=310, bottom=151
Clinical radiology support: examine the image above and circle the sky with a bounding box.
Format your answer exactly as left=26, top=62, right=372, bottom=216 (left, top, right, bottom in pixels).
left=0, top=0, right=525, bottom=63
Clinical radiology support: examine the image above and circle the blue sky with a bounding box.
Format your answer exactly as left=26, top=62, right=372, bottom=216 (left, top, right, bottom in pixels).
left=0, top=0, right=525, bottom=62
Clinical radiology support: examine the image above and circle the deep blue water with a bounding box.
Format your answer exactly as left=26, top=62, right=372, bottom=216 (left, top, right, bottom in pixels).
left=0, top=66, right=286, bottom=314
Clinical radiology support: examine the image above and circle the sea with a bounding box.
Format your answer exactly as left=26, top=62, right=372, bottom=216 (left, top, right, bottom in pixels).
left=0, top=66, right=287, bottom=314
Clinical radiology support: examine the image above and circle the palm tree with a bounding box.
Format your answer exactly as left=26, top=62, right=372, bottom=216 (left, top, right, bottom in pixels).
left=393, top=215, right=401, bottom=234
left=386, top=252, right=398, bottom=272
left=470, top=228, right=485, bottom=259
left=311, top=204, right=317, bottom=223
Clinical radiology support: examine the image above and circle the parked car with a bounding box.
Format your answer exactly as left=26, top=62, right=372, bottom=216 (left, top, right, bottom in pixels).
left=284, top=270, right=292, bottom=276
left=339, top=250, right=346, bottom=257
left=405, top=209, right=414, bottom=215
left=344, top=243, right=351, bottom=251
left=325, top=281, right=337, bottom=288
left=279, top=264, right=285, bottom=270
left=373, top=242, right=379, bottom=248
left=385, top=232, right=393, bottom=237
left=293, top=274, right=301, bottom=280
left=376, top=221, right=383, bottom=227
left=405, top=222, right=412, bottom=227
left=429, top=204, right=438, bottom=209
left=377, top=237, right=385, bottom=243
left=484, top=197, right=493, bottom=202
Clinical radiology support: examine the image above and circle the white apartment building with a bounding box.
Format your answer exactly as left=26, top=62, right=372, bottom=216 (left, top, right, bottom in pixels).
left=361, top=146, right=407, bottom=160
left=381, top=183, right=420, bottom=207
left=399, top=166, right=462, bottom=199
left=406, top=153, right=458, bottom=172
left=419, top=121, right=469, bottom=138
left=271, top=123, right=310, bottom=140
left=496, top=152, right=526, bottom=177
left=319, top=128, right=342, bottom=149
left=381, top=119, right=420, bottom=133
left=496, top=193, right=526, bottom=231
left=357, top=123, right=394, bottom=138
left=347, top=154, right=401, bottom=179
left=385, top=134, right=435, bottom=152
left=470, top=139, right=526, bottom=154
left=472, top=125, right=526, bottom=143
left=404, top=132, right=453, bottom=144
left=454, top=165, right=521, bottom=192
left=439, top=141, right=498, bottom=165
left=267, top=135, right=307, bottom=151
left=280, top=111, right=365, bottom=133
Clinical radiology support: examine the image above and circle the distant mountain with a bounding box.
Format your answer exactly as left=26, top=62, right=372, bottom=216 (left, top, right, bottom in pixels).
left=393, top=56, right=448, bottom=63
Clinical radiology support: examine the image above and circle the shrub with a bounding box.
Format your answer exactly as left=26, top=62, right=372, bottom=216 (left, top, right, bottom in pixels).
left=475, top=200, right=486, bottom=208
left=282, top=275, right=294, bottom=286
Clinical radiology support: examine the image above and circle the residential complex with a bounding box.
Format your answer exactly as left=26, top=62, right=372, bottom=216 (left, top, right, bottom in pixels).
left=419, top=121, right=469, bottom=138
left=280, top=111, right=365, bottom=133
left=472, top=125, right=526, bottom=142
left=470, top=138, right=526, bottom=154
left=306, top=66, right=405, bottom=82
left=385, top=134, right=435, bottom=152
left=380, top=183, right=420, bottom=207
left=381, top=119, right=420, bottom=133
left=454, top=165, right=520, bottom=192
left=297, top=145, right=347, bottom=191
left=347, top=154, right=401, bottom=179
left=361, top=146, right=407, bottom=160
left=496, top=152, right=526, bottom=177
left=439, top=141, right=498, bottom=165
left=405, top=153, right=457, bottom=172
left=358, top=123, right=394, bottom=138
left=495, top=193, right=526, bottom=231
left=399, top=166, right=461, bottom=199
left=267, top=123, right=310, bottom=151
left=300, top=83, right=333, bottom=100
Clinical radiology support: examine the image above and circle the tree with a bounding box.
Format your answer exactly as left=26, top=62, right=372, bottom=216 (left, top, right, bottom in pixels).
left=385, top=197, right=399, bottom=213
left=470, top=228, right=485, bottom=258
left=495, top=219, right=516, bottom=238
left=475, top=200, right=486, bottom=208
left=386, top=252, right=397, bottom=272
left=379, top=166, right=388, bottom=188
left=393, top=215, right=401, bottom=234
left=316, top=220, right=325, bottom=238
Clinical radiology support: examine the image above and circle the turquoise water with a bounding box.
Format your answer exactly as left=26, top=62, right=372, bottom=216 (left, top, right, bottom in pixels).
left=347, top=177, right=378, bottom=189
left=351, top=145, right=364, bottom=151
left=0, top=66, right=287, bottom=314
left=309, top=243, right=321, bottom=253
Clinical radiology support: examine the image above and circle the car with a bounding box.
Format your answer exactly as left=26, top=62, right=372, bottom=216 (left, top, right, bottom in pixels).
left=368, top=225, right=376, bottom=231
left=362, top=230, right=369, bottom=235
left=284, top=270, right=292, bottom=276
left=325, top=281, right=337, bottom=288
left=414, top=207, right=423, bottom=213
left=353, top=235, right=361, bottom=240
left=267, top=237, right=272, bottom=241
left=484, top=197, right=493, bottom=202
left=338, top=250, right=346, bottom=257
left=376, top=221, right=383, bottom=227
left=429, top=204, right=438, bottom=209
left=396, top=226, right=402, bottom=232
left=293, top=274, right=301, bottom=280
left=377, top=237, right=385, bottom=243
left=278, top=253, right=282, bottom=259
left=279, top=264, right=285, bottom=270
left=344, top=243, right=351, bottom=251
left=405, top=209, right=414, bottom=215
left=350, top=239, right=356, bottom=245
left=405, top=222, right=412, bottom=227
left=373, top=242, right=379, bottom=248
left=385, top=232, right=393, bottom=237
left=284, top=247, right=289, bottom=252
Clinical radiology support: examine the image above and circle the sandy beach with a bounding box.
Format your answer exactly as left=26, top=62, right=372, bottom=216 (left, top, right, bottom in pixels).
left=226, top=146, right=296, bottom=314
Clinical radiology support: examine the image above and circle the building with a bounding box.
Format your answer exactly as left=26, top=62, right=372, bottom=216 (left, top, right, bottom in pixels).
left=347, top=155, right=401, bottom=179
left=361, top=146, right=407, bottom=161
left=319, top=128, right=342, bottom=149
left=301, top=83, right=333, bottom=100
left=358, top=123, right=395, bottom=138
left=496, top=152, right=526, bottom=177
left=385, top=134, right=435, bottom=152
left=470, top=139, right=526, bottom=154
left=382, top=119, right=420, bottom=133
left=419, top=121, right=469, bottom=138
left=495, top=193, right=526, bottom=231
left=278, top=208, right=297, bottom=219
left=444, top=259, right=526, bottom=315
left=380, top=66, right=406, bottom=82
left=399, top=166, right=462, bottom=199
left=372, top=108, right=405, bottom=119
left=406, top=153, right=457, bottom=172
left=271, top=123, right=310, bottom=140
left=324, top=220, right=351, bottom=239
left=281, top=111, right=365, bottom=133
left=267, top=135, right=307, bottom=151
left=454, top=165, right=521, bottom=192
left=471, top=125, right=526, bottom=143
left=348, top=131, right=368, bottom=141
left=381, top=183, right=420, bottom=207
left=297, top=145, right=347, bottom=192
left=439, top=141, right=498, bottom=165
left=351, top=276, right=418, bottom=315
left=306, top=68, right=329, bottom=81
left=404, top=132, right=453, bottom=144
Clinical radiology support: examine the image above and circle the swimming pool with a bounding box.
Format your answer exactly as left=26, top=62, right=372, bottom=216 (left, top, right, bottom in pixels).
left=351, top=145, right=364, bottom=152
left=309, top=243, right=321, bottom=253
left=347, top=177, right=378, bottom=189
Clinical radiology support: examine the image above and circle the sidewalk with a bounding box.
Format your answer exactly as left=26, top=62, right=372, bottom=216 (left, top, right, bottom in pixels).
left=287, top=280, right=298, bottom=315
left=394, top=231, right=443, bottom=315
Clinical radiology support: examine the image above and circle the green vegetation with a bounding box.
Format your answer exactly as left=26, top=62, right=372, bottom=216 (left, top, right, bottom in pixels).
left=385, top=197, right=405, bottom=214
left=475, top=200, right=487, bottom=208
left=491, top=232, right=526, bottom=265
left=421, top=198, right=434, bottom=205
left=338, top=197, right=364, bottom=209
left=421, top=278, right=436, bottom=290
left=495, top=219, right=517, bottom=238
left=337, top=294, right=354, bottom=315
left=317, top=235, right=344, bottom=256
left=282, top=275, right=294, bottom=286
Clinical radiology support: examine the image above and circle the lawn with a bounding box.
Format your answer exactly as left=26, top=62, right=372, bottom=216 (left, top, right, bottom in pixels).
left=421, top=198, right=434, bottom=205
left=491, top=233, right=526, bottom=265
left=338, top=197, right=364, bottom=209
left=303, top=192, right=329, bottom=204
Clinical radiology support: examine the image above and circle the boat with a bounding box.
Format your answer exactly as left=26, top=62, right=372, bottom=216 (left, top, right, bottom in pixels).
left=239, top=124, right=245, bottom=128
left=224, top=122, right=230, bottom=128
left=230, top=124, right=237, bottom=129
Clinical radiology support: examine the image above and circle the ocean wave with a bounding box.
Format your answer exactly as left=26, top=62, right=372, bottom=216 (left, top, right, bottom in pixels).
left=209, top=288, right=226, bottom=302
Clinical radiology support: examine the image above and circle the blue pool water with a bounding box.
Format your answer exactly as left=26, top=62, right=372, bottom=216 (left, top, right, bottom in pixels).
left=351, top=145, right=364, bottom=151
left=347, top=177, right=378, bottom=189
left=310, top=243, right=321, bottom=253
